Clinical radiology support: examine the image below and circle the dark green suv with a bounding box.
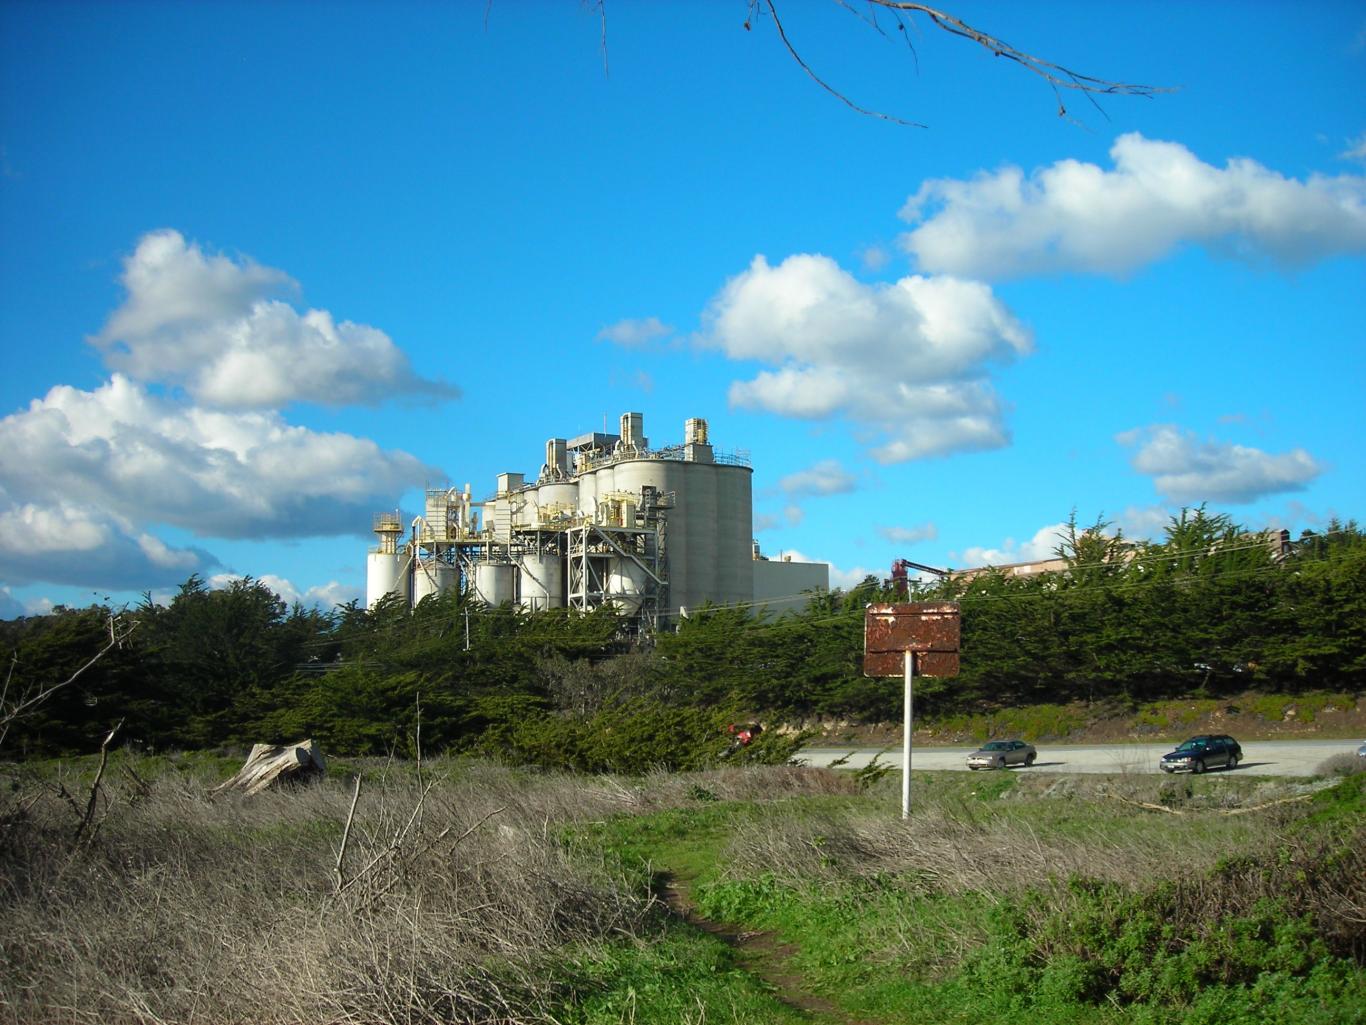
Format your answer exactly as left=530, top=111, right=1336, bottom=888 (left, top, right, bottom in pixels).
left=1159, top=734, right=1242, bottom=774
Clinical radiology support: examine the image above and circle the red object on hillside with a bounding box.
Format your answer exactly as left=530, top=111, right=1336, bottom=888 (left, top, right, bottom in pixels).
left=726, top=722, right=762, bottom=746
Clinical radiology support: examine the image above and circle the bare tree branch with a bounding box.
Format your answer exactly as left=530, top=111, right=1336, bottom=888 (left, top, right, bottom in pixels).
left=1104, top=791, right=1316, bottom=817
left=0, top=613, right=136, bottom=750
left=763, top=0, right=924, bottom=126
left=882, top=2, right=1166, bottom=98
left=761, top=0, right=1171, bottom=126
left=334, top=773, right=363, bottom=893
left=485, top=2, right=1164, bottom=127
left=74, top=718, right=123, bottom=846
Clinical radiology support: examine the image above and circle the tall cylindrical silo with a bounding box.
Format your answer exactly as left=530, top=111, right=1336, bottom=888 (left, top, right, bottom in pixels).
left=613, top=456, right=751, bottom=615
left=412, top=558, right=457, bottom=605
left=366, top=551, right=411, bottom=609
left=714, top=462, right=754, bottom=605
left=519, top=552, right=564, bottom=611
left=529, top=481, right=580, bottom=524
left=473, top=562, right=516, bottom=605
left=574, top=463, right=608, bottom=519
left=611, top=459, right=680, bottom=609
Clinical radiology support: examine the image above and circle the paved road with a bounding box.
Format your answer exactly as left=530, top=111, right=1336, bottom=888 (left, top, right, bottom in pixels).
left=798, top=738, right=1361, bottom=777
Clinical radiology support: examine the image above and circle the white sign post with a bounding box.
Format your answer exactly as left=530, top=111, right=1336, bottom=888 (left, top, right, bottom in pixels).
left=902, top=649, right=913, bottom=820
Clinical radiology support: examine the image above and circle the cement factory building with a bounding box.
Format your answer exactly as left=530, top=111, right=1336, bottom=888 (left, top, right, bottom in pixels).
left=366, top=412, right=828, bottom=629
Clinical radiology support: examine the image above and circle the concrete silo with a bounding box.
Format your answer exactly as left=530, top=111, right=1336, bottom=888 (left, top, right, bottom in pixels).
left=366, top=512, right=411, bottom=607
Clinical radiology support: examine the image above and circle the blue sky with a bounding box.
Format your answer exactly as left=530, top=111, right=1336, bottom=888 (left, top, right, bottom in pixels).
left=1, top=0, right=1363, bottom=616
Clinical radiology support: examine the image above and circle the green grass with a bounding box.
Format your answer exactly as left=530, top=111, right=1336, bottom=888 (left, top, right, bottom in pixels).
left=1134, top=698, right=1222, bottom=729
left=926, top=702, right=1087, bottom=741
left=575, top=772, right=1366, bottom=1025
left=1133, top=691, right=1361, bottom=732
left=562, top=931, right=812, bottom=1025
left=1236, top=692, right=1358, bottom=725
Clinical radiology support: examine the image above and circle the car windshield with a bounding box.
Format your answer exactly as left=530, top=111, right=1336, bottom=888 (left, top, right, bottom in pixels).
left=982, top=742, right=1010, bottom=751
left=1176, top=740, right=1207, bottom=752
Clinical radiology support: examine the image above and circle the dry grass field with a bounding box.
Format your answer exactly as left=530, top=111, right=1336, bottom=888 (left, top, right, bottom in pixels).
left=0, top=755, right=851, bottom=1024
left=2, top=753, right=1362, bottom=1025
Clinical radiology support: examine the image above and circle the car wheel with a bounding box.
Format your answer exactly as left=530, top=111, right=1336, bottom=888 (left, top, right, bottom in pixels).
left=996, top=758, right=1005, bottom=770
left=1227, top=753, right=1239, bottom=770
left=1025, top=752, right=1036, bottom=766
left=1193, top=759, right=1205, bottom=774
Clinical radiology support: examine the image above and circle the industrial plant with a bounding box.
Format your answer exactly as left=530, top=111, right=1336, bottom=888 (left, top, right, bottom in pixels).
left=366, top=412, right=828, bottom=629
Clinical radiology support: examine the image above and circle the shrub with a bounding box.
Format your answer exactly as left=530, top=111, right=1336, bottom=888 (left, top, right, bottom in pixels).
left=1315, top=752, right=1365, bottom=778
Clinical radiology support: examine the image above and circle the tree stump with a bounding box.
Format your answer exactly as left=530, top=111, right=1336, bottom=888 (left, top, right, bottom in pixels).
left=212, top=739, right=327, bottom=796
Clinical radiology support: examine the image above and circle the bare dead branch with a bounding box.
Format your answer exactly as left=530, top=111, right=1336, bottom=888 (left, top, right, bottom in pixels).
left=439, top=804, right=508, bottom=857
left=895, top=2, right=1166, bottom=97
left=761, top=0, right=1171, bottom=126
left=0, top=613, right=136, bottom=750
left=591, top=0, right=609, bottom=76
left=1219, top=794, right=1315, bottom=816
left=52, top=780, right=84, bottom=822
left=0, top=652, right=15, bottom=721
left=334, top=773, right=364, bottom=893
left=121, top=763, right=153, bottom=802
left=833, top=0, right=893, bottom=39
left=74, top=718, right=123, bottom=845
left=336, top=778, right=439, bottom=895
left=763, top=0, right=924, bottom=127
left=1105, top=793, right=1187, bottom=815
left=1104, top=791, right=1316, bottom=817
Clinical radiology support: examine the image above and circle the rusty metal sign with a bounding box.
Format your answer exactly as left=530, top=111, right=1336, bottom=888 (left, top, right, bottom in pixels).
left=863, top=650, right=960, bottom=678
left=863, top=602, right=960, bottom=678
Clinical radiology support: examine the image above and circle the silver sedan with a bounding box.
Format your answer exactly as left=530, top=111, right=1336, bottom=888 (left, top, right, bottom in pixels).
left=966, top=739, right=1037, bottom=770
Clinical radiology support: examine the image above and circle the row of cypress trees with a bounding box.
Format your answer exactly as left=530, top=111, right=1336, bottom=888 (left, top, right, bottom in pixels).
left=2, top=510, right=1360, bottom=762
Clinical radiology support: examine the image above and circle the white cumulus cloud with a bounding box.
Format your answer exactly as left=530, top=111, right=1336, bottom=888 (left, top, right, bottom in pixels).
left=0, top=486, right=218, bottom=589
left=1, top=230, right=449, bottom=593
left=597, top=316, right=674, bottom=347
left=91, top=230, right=458, bottom=409
left=1117, top=425, right=1322, bottom=504
left=778, top=459, right=858, bottom=497
left=207, top=573, right=362, bottom=610
left=0, top=586, right=26, bottom=619
left=900, top=133, right=1366, bottom=279
left=877, top=522, right=938, bottom=545
left=302, top=580, right=363, bottom=609
left=825, top=561, right=881, bottom=591
left=702, top=254, right=1032, bottom=462
left=956, top=523, right=1068, bottom=569
left=0, top=374, right=437, bottom=541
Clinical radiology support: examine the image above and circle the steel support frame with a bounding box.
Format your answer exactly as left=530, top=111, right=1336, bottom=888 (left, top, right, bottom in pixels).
left=433, top=502, right=670, bottom=633
left=566, top=522, right=663, bottom=633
